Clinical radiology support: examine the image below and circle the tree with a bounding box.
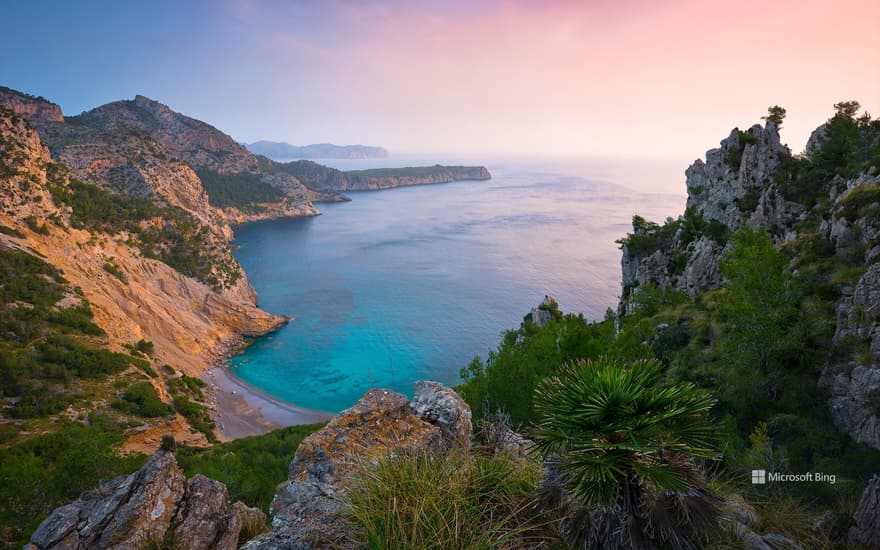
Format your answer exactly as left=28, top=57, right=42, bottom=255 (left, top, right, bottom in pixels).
left=717, top=227, right=799, bottom=378
left=762, top=105, right=787, bottom=129
left=532, top=357, right=721, bottom=549
left=834, top=100, right=860, bottom=118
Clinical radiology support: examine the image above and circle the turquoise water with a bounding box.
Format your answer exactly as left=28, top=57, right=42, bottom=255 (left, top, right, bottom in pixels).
left=229, top=156, right=684, bottom=413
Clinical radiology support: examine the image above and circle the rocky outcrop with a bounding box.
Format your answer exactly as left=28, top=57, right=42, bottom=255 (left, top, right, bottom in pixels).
left=411, top=380, right=472, bottom=447
left=685, top=122, right=790, bottom=231
left=618, top=116, right=880, bottom=451
left=620, top=121, right=803, bottom=303
left=848, top=475, right=880, bottom=548
left=26, top=449, right=265, bottom=550
left=244, top=382, right=471, bottom=549
left=0, top=86, right=63, bottom=123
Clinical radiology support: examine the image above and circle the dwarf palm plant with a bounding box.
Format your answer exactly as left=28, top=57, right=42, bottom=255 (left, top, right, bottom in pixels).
left=532, top=357, right=721, bottom=549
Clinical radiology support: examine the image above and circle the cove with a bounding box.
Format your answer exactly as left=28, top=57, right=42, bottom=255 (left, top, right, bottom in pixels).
left=228, top=157, right=684, bottom=413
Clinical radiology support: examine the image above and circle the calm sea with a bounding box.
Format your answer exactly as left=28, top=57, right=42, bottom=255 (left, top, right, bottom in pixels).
left=229, top=154, right=685, bottom=413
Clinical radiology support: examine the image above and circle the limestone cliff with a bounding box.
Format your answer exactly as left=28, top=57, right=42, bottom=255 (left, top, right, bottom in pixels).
left=0, top=86, right=63, bottom=123
left=618, top=116, right=880, bottom=452
left=36, top=94, right=318, bottom=224
left=0, top=101, right=286, bottom=377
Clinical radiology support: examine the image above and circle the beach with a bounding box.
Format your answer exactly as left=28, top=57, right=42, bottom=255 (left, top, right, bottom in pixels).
left=202, top=365, right=332, bottom=441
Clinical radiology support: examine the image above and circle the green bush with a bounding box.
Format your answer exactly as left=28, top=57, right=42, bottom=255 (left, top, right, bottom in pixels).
left=0, top=417, right=146, bottom=547
left=177, top=424, right=323, bottom=510
left=112, top=382, right=173, bottom=418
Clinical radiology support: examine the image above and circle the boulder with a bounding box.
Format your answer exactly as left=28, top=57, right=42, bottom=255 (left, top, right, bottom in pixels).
left=849, top=475, right=880, bottom=548
left=26, top=449, right=263, bottom=550
left=411, top=380, right=472, bottom=448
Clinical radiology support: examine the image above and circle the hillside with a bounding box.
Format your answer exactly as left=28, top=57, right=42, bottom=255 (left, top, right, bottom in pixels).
left=269, top=159, right=491, bottom=193
left=246, top=141, right=388, bottom=160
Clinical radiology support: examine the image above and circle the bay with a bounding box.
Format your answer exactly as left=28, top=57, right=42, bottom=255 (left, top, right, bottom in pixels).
left=229, top=155, right=685, bottom=413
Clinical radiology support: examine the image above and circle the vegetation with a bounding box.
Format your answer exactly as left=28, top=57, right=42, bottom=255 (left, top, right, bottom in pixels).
left=103, top=260, right=128, bottom=282
left=0, top=249, right=146, bottom=419
left=763, top=105, right=787, bottom=129
left=195, top=168, right=285, bottom=209
left=346, top=451, right=550, bottom=549
left=0, top=416, right=147, bottom=546
left=111, top=382, right=174, bottom=418
left=532, top=358, right=720, bottom=548
left=48, top=175, right=240, bottom=288
left=176, top=424, right=324, bottom=510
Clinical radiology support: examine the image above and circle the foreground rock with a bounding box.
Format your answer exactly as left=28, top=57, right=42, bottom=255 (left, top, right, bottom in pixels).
left=849, top=475, right=880, bottom=548
left=26, top=449, right=265, bottom=550
left=243, top=381, right=472, bottom=549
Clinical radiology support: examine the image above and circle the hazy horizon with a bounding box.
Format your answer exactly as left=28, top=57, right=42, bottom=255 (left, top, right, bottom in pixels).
left=2, top=0, right=878, bottom=169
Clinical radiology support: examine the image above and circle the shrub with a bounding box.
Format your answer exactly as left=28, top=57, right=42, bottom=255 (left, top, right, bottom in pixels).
left=532, top=357, right=721, bottom=548
left=176, top=424, right=324, bottom=510
left=112, top=382, right=173, bottom=418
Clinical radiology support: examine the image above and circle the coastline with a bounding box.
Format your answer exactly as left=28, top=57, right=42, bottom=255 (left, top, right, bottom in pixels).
left=203, top=364, right=333, bottom=441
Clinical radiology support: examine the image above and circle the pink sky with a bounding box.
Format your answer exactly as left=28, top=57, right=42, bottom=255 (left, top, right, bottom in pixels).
left=5, top=0, right=877, bottom=166
left=223, top=0, right=879, bottom=162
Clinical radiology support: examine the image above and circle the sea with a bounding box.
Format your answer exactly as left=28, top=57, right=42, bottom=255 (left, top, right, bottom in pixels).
left=228, top=154, right=686, bottom=414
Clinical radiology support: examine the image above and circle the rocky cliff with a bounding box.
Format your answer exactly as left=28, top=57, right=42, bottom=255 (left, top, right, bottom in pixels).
left=36, top=94, right=318, bottom=224
left=618, top=113, right=880, bottom=452
left=0, top=86, right=64, bottom=123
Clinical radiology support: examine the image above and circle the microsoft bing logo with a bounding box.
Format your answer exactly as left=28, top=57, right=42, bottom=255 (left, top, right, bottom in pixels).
left=751, top=469, right=767, bottom=484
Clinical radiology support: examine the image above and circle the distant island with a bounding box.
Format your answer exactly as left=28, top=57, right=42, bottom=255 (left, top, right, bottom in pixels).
left=246, top=141, right=389, bottom=160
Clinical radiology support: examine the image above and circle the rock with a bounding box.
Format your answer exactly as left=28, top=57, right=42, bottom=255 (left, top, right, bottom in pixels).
left=825, top=262, right=880, bottom=450
left=0, top=86, right=64, bottom=123
left=411, top=380, right=472, bottom=448
left=245, top=383, right=470, bottom=549
left=529, top=295, right=559, bottom=328
left=849, top=475, right=880, bottom=548
left=26, top=450, right=259, bottom=550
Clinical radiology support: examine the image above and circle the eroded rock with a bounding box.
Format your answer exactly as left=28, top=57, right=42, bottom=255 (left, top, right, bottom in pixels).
left=26, top=449, right=263, bottom=550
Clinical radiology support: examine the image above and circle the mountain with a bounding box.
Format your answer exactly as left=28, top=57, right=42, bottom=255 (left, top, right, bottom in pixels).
left=246, top=141, right=388, bottom=160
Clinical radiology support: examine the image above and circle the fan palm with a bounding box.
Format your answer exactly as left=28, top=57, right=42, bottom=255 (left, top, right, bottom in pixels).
left=532, top=357, right=721, bottom=549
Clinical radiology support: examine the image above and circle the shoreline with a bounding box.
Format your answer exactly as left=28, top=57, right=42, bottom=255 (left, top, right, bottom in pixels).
left=202, top=364, right=333, bottom=441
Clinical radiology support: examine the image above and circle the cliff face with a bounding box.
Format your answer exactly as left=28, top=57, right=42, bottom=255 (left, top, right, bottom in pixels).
left=0, top=108, right=286, bottom=377
left=619, top=118, right=880, bottom=451
left=0, top=86, right=64, bottom=123
left=620, top=122, right=804, bottom=302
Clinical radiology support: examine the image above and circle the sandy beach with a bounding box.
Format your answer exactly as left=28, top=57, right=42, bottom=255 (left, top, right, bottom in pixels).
left=202, top=366, right=333, bottom=441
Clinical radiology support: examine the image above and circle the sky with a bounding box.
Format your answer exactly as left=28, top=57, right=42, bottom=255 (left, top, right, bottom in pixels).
left=1, top=0, right=878, bottom=163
